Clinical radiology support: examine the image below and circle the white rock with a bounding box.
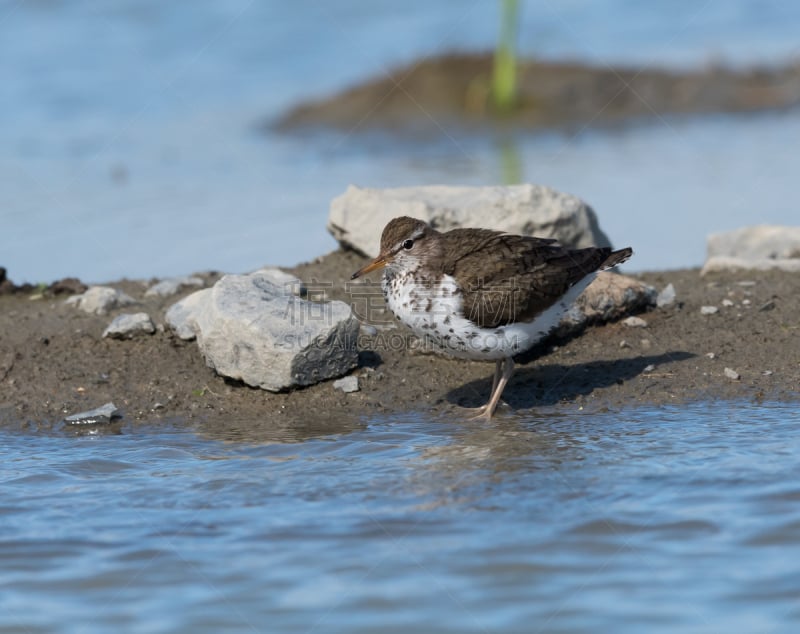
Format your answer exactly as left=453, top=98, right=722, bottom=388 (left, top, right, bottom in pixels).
left=705, top=352, right=716, bottom=359
left=252, top=268, right=305, bottom=296
left=333, top=376, right=359, bottom=393
left=165, top=289, right=212, bottom=340
left=707, top=225, right=800, bottom=260
left=359, top=324, right=378, bottom=336
left=329, top=184, right=612, bottom=258
left=643, top=364, right=656, bottom=373
left=701, top=256, right=800, bottom=275
left=724, top=367, right=741, bottom=381
left=700, top=305, right=719, bottom=315
left=169, top=270, right=359, bottom=392
left=65, top=286, right=137, bottom=315
left=559, top=272, right=656, bottom=333
left=702, top=225, right=800, bottom=274
left=623, top=316, right=648, bottom=328
left=64, top=402, right=121, bottom=425
left=656, top=283, right=676, bottom=308
left=721, top=298, right=734, bottom=307
left=103, top=313, right=156, bottom=339
left=145, top=276, right=204, bottom=298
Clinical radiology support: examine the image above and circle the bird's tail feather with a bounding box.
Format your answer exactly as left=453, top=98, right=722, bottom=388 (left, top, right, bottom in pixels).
left=601, top=247, right=633, bottom=270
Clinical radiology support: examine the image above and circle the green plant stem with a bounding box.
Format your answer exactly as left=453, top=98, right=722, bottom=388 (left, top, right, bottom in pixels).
left=492, top=0, right=519, bottom=112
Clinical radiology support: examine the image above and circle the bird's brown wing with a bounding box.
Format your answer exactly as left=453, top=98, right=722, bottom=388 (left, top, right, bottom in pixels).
left=442, top=230, right=616, bottom=328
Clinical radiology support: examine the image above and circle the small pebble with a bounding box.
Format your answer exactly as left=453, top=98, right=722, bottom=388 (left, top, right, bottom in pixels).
left=144, top=276, right=204, bottom=298
left=619, top=340, right=631, bottom=349
left=721, top=299, right=734, bottom=307
left=64, top=402, right=121, bottom=425
left=762, top=370, right=774, bottom=376
left=333, top=376, right=359, bottom=393
left=66, top=286, right=137, bottom=316
left=656, top=283, right=676, bottom=308
left=103, top=313, right=156, bottom=339
left=742, top=299, right=751, bottom=306
left=724, top=367, right=741, bottom=381
left=623, top=316, right=648, bottom=328
left=700, top=306, right=719, bottom=315
left=705, top=352, right=716, bottom=359
left=360, top=367, right=385, bottom=381
left=643, top=364, right=655, bottom=373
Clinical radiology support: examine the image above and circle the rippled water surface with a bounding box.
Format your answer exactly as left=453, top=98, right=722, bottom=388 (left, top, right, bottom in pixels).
left=2, top=402, right=799, bottom=633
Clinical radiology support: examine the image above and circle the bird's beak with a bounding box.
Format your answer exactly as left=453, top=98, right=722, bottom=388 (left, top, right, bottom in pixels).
left=351, top=254, right=388, bottom=280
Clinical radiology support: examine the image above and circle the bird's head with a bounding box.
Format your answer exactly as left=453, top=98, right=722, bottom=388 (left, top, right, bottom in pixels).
left=351, top=216, right=441, bottom=279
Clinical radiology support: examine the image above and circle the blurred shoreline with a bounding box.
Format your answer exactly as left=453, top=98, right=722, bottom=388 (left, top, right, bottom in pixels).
left=276, top=53, right=800, bottom=134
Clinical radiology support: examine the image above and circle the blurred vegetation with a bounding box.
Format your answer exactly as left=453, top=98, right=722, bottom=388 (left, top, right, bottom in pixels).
left=498, top=138, right=522, bottom=184
left=492, top=0, right=519, bottom=112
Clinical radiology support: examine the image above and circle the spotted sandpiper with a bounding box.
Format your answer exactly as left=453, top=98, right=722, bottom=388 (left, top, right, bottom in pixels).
left=351, top=216, right=633, bottom=418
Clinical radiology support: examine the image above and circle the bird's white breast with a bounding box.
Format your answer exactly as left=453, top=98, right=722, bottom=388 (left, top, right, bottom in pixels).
left=383, top=272, right=596, bottom=361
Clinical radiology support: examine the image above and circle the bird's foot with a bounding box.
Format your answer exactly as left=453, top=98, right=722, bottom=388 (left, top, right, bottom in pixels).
left=462, top=404, right=490, bottom=420
left=458, top=401, right=509, bottom=420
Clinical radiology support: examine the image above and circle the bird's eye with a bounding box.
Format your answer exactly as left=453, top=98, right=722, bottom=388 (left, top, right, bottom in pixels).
left=402, top=239, right=414, bottom=250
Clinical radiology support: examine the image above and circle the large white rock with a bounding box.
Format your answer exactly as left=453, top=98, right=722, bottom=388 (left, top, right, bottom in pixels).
left=167, top=271, right=359, bottom=391
left=707, top=225, right=800, bottom=260
left=165, top=267, right=304, bottom=341
left=252, top=267, right=306, bottom=296
left=703, top=225, right=800, bottom=274
left=701, top=256, right=800, bottom=275
left=329, top=184, right=612, bottom=257
left=166, top=289, right=212, bottom=340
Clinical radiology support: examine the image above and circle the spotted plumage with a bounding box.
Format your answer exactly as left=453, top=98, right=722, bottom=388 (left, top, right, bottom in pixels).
left=352, top=216, right=633, bottom=418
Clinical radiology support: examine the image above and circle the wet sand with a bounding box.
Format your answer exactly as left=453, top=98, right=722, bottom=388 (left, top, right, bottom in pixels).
left=1, top=249, right=797, bottom=429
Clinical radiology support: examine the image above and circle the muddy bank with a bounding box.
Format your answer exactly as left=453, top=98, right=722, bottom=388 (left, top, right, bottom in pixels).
left=0, top=251, right=797, bottom=431
left=275, top=53, right=800, bottom=133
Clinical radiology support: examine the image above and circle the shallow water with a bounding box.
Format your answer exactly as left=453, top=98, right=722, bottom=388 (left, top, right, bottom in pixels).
left=2, top=402, right=799, bottom=632
left=2, top=1, right=800, bottom=282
